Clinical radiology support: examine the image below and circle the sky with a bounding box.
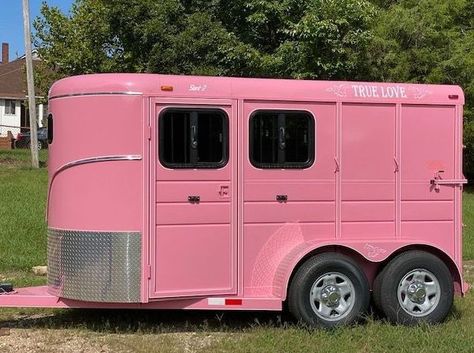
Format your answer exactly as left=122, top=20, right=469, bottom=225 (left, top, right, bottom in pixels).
left=0, top=0, right=74, bottom=60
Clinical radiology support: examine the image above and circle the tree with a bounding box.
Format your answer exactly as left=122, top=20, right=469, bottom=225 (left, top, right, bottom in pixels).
left=33, top=0, right=377, bottom=84
left=366, top=0, right=474, bottom=177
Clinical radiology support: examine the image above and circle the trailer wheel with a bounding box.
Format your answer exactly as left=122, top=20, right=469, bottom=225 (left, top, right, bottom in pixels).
left=288, top=253, right=370, bottom=328
left=372, top=250, right=453, bottom=325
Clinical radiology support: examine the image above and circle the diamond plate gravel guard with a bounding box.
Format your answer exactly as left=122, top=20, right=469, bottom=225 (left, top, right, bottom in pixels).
left=47, top=228, right=141, bottom=302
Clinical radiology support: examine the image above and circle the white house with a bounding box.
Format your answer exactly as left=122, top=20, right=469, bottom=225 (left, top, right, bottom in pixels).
left=0, top=43, right=45, bottom=138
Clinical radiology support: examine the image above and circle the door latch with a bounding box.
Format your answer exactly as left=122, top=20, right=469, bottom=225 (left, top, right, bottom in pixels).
left=276, top=194, right=288, bottom=202
left=188, top=195, right=200, bottom=203
left=219, top=185, right=230, bottom=198
left=430, top=171, right=467, bottom=191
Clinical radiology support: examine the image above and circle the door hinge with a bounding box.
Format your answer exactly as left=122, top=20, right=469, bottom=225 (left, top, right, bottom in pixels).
left=146, top=265, right=152, bottom=279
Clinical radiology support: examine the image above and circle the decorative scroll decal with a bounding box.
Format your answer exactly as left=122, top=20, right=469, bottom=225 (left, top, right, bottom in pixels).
left=326, top=84, right=350, bottom=97
left=364, top=244, right=387, bottom=259
left=409, top=86, right=432, bottom=99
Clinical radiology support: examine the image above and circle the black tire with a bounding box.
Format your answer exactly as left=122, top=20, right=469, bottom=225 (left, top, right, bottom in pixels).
left=372, top=250, right=453, bottom=325
left=288, top=253, right=370, bottom=328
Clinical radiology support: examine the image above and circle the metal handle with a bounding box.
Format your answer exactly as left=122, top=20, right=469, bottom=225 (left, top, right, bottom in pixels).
left=279, top=127, right=286, bottom=149
left=276, top=194, right=288, bottom=202
left=430, top=173, right=467, bottom=191
left=430, top=179, right=467, bottom=186
left=191, top=125, right=198, bottom=149
left=188, top=195, right=200, bottom=203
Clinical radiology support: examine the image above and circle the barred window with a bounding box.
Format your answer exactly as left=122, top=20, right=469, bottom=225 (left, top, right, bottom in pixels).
left=159, top=109, right=228, bottom=168
left=250, top=111, right=314, bottom=169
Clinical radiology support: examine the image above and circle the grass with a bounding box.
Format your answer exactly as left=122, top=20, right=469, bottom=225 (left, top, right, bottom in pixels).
left=0, top=150, right=48, bottom=271
left=1, top=149, right=474, bottom=352
left=463, top=187, right=474, bottom=259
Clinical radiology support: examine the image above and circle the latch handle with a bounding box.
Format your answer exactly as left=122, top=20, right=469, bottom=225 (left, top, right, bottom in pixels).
left=188, top=195, right=200, bottom=203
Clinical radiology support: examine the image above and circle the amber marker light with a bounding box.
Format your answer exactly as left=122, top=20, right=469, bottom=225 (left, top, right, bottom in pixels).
left=161, top=85, right=174, bottom=91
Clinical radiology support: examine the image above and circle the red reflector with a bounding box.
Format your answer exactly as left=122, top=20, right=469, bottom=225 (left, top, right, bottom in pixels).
left=449, top=94, right=459, bottom=99
left=225, top=299, right=242, bottom=305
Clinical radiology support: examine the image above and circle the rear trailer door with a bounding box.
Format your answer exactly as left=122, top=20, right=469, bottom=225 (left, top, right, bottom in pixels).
left=400, top=105, right=462, bottom=257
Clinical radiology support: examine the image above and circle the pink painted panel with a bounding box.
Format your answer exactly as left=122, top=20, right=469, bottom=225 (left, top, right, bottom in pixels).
left=48, top=96, right=143, bottom=169
left=48, top=95, right=143, bottom=231
left=401, top=105, right=455, bottom=181
left=341, top=183, right=394, bottom=201
left=401, top=201, right=453, bottom=221
left=342, top=202, right=394, bottom=222
left=401, top=183, right=454, bottom=201
left=243, top=223, right=334, bottom=297
left=156, top=181, right=231, bottom=203
left=156, top=203, right=231, bottom=225
left=341, top=222, right=395, bottom=239
left=341, top=104, right=396, bottom=237
left=401, top=221, right=455, bottom=255
left=341, top=104, right=396, bottom=181
left=244, top=202, right=335, bottom=223
left=49, top=163, right=142, bottom=230
left=244, top=181, right=335, bottom=201
left=154, top=225, right=233, bottom=296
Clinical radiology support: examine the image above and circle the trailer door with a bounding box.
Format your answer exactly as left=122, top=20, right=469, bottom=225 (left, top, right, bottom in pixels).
left=242, top=102, right=336, bottom=294
left=151, top=99, right=237, bottom=298
left=340, top=104, right=396, bottom=238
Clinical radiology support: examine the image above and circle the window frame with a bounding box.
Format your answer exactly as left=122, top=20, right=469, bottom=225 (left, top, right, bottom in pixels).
left=158, top=107, right=229, bottom=169
left=4, top=99, right=16, bottom=115
left=249, top=109, right=315, bottom=169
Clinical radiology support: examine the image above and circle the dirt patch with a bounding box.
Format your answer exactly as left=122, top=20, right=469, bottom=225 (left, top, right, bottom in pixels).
left=108, top=332, right=226, bottom=353
left=0, top=329, right=113, bottom=353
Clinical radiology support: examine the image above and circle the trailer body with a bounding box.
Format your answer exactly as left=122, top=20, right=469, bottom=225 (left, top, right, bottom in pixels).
left=1, top=75, right=466, bottom=320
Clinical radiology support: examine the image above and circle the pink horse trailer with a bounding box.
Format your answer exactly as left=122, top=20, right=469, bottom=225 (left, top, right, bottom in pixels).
left=0, top=74, right=468, bottom=327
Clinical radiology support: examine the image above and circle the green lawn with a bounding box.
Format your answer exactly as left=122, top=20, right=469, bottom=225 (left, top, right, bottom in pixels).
left=1, top=149, right=474, bottom=353
left=463, top=187, right=474, bottom=259
left=0, top=150, right=48, bottom=271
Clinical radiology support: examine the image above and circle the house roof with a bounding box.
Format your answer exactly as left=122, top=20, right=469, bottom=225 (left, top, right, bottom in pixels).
left=0, top=57, right=41, bottom=100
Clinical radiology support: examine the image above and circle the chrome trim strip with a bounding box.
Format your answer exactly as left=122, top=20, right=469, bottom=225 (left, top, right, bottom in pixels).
left=46, top=155, right=142, bottom=220
left=49, top=91, right=143, bottom=100
left=54, top=155, right=142, bottom=177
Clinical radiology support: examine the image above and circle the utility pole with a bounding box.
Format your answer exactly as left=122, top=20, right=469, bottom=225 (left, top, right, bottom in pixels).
left=22, top=0, right=39, bottom=168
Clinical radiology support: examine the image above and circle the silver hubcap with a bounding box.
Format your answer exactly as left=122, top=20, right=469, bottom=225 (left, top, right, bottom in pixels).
left=397, top=269, right=440, bottom=317
left=310, top=272, right=355, bottom=321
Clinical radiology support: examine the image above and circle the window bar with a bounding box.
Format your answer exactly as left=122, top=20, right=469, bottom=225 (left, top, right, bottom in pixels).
left=278, top=113, right=286, bottom=165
